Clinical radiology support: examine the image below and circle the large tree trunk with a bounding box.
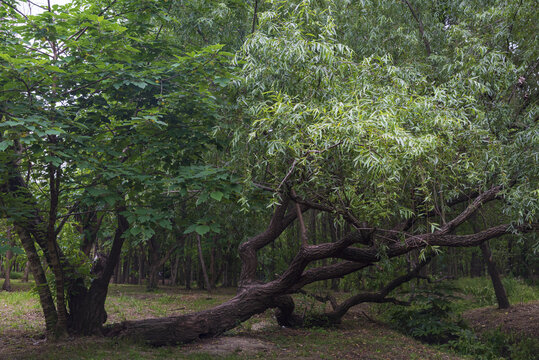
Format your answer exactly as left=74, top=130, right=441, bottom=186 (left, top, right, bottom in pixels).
left=67, top=278, right=109, bottom=335
left=107, top=285, right=284, bottom=345
left=102, top=188, right=535, bottom=346
left=68, top=210, right=128, bottom=335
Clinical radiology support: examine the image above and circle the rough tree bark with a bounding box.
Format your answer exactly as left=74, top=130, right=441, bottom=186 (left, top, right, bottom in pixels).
left=480, top=241, right=510, bottom=309
left=471, top=218, right=510, bottom=309
left=68, top=208, right=129, bottom=335
left=2, top=159, right=59, bottom=332
left=0, top=141, right=131, bottom=337
left=104, top=186, right=535, bottom=345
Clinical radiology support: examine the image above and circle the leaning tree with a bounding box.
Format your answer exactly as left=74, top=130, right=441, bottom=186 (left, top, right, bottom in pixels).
left=106, top=0, right=538, bottom=344
left=1, top=0, right=536, bottom=344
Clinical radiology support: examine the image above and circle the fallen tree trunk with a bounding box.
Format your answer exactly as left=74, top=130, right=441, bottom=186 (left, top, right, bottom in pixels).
left=102, top=188, right=537, bottom=345
left=105, top=285, right=277, bottom=345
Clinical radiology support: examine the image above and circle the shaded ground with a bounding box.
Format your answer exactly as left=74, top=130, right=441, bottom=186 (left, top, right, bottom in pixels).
left=463, top=300, right=539, bottom=338
left=0, top=281, right=466, bottom=360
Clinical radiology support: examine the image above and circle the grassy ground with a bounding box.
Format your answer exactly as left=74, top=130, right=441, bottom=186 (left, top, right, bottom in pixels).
left=450, top=277, right=539, bottom=311
left=0, top=280, right=468, bottom=360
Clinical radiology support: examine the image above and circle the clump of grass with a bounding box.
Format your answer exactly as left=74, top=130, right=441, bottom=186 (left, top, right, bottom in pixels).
left=451, top=277, right=539, bottom=310
left=0, top=289, right=38, bottom=306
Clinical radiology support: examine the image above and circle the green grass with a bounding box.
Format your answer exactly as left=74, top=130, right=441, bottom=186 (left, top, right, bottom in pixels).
left=8, top=276, right=535, bottom=359
left=0, top=279, right=468, bottom=359
left=450, top=276, right=539, bottom=311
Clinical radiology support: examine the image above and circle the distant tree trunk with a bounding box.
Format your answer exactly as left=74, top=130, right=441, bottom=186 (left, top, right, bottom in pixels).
left=138, top=244, right=145, bottom=285
left=209, top=247, right=215, bottom=287
left=147, top=238, right=160, bottom=291
left=480, top=241, right=510, bottom=309
left=506, top=238, right=513, bottom=271
left=470, top=250, right=483, bottom=277
left=113, top=262, right=120, bottom=284
left=162, top=263, right=166, bottom=285
left=223, top=262, right=228, bottom=287
left=184, top=249, right=192, bottom=290
left=196, top=234, right=212, bottom=295
left=2, top=227, right=14, bottom=291
left=147, top=236, right=176, bottom=290
left=122, top=250, right=130, bottom=284
left=22, top=261, right=30, bottom=282
left=1, top=250, right=13, bottom=291
left=171, top=253, right=180, bottom=286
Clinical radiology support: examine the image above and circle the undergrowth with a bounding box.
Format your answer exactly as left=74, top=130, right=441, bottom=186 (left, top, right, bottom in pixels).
left=380, top=277, right=539, bottom=360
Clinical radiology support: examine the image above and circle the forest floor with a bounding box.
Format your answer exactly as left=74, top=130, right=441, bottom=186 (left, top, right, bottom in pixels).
left=462, top=300, right=539, bottom=338
left=0, top=280, right=536, bottom=360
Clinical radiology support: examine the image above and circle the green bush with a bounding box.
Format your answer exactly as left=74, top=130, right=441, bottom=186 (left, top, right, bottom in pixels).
left=9, top=271, right=23, bottom=280
left=448, top=329, right=539, bottom=360
left=386, top=280, right=538, bottom=359
left=387, top=288, right=464, bottom=344
left=509, top=337, right=539, bottom=360
left=445, top=329, right=498, bottom=360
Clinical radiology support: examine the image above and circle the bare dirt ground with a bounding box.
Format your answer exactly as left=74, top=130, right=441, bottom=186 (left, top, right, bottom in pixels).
left=462, top=300, right=539, bottom=338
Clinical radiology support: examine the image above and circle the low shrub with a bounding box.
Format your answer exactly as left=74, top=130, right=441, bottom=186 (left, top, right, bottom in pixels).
left=9, top=271, right=23, bottom=280
left=387, top=290, right=464, bottom=344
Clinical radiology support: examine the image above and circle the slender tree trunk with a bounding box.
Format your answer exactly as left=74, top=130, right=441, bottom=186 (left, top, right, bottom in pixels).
left=184, top=249, right=192, bottom=290
left=22, top=261, right=30, bottom=282
left=146, top=236, right=176, bottom=290
left=470, top=250, right=482, bottom=277
left=209, top=247, right=216, bottom=288
left=15, top=225, right=58, bottom=332
left=471, top=218, right=510, bottom=309
left=196, top=235, right=212, bottom=295
left=122, top=251, right=130, bottom=284
left=138, top=244, right=145, bottom=285
left=162, top=263, right=166, bottom=285
left=480, top=241, right=510, bottom=309
left=147, top=237, right=161, bottom=290
left=171, top=252, right=180, bottom=286
left=1, top=250, right=13, bottom=291
left=45, top=165, right=69, bottom=337
left=2, top=227, right=14, bottom=291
